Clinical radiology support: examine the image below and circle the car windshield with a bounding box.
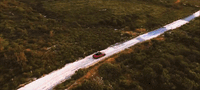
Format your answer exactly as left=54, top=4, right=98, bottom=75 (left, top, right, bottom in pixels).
left=95, top=52, right=102, bottom=55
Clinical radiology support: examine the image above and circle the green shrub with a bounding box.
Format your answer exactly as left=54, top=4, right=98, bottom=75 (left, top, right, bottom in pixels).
left=98, top=63, right=121, bottom=81
left=71, top=69, right=87, bottom=80
left=72, top=79, right=103, bottom=90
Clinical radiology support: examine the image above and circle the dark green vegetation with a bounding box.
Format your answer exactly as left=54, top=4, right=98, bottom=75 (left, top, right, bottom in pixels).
left=71, top=17, right=200, bottom=90
left=71, top=69, right=87, bottom=80
left=0, top=0, right=199, bottom=89
left=52, top=69, right=88, bottom=89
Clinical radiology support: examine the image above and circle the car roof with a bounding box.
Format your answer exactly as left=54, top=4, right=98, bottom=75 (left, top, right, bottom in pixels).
left=95, top=51, right=102, bottom=55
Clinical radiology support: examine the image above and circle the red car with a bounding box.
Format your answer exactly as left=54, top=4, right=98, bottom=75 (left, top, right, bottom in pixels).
left=93, top=51, right=106, bottom=59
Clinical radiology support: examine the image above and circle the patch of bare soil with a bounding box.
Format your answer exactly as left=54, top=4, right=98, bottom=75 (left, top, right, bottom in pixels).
left=122, top=48, right=134, bottom=54
left=122, top=31, right=138, bottom=36
left=154, top=35, right=165, bottom=41
left=135, top=28, right=146, bottom=33
left=175, top=0, right=180, bottom=4
left=25, top=48, right=31, bottom=52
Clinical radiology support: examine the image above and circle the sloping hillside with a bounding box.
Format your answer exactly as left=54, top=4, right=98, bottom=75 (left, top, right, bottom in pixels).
left=0, top=0, right=199, bottom=89
left=64, top=15, right=200, bottom=90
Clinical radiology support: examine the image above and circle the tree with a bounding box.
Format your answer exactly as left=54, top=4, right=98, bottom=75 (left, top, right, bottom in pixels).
left=72, top=79, right=103, bottom=90
left=149, top=62, right=163, bottom=75
left=14, top=51, right=27, bottom=66
left=141, top=67, right=157, bottom=83
left=0, top=35, right=9, bottom=51
left=98, top=63, right=121, bottom=81
left=71, top=69, right=86, bottom=80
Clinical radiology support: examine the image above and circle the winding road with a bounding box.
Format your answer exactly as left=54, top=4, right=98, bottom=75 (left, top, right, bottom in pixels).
left=18, top=10, right=200, bottom=90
